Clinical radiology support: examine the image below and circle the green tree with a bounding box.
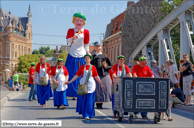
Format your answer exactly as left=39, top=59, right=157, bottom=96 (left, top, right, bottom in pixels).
left=18, top=74, right=25, bottom=81
left=18, top=74, right=29, bottom=86
left=39, top=46, right=46, bottom=54
left=45, top=49, right=54, bottom=57
left=58, top=50, right=68, bottom=63
left=17, top=54, right=43, bottom=73
left=159, top=0, right=193, bottom=67
left=32, top=49, right=39, bottom=54
left=39, top=46, right=51, bottom=55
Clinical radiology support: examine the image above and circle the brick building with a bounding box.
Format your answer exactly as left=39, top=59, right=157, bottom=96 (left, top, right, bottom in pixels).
left=103, top=1, right=134, bottom=65
left=103, top=0, right=163, bottom=64
left=0, top=5, right=32, bottom=81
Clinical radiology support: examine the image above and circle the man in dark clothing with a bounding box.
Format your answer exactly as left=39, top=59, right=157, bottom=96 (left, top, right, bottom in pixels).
left=181, top=54, right=193, bottom=106
left=91, top=41, right=112, bottom=109
left=171, top=84, right=185, bottom=105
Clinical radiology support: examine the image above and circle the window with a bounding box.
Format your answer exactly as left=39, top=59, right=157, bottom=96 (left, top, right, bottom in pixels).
left=21, top=46, right=23, bottom=55
left=28, top=48, right=30, bottom=54
left=11, top=44, right=14, bottom=59
left=119, top=19, right=123, bottom=28
left=11, top=64, right=13, bottom=72
left=24, top=47, right=26, bottom=55
left=15, top=52, right=17, bottom=59
left=29, top=33, right=30, bottom=39
left=119, top=44, right=121, bottom=55
left=109, top=48, right=111, bottom=60
left=115, top=46, right=117, bottom=62
left=112, top=47, right=114, bottom=63
left=111, top=25, right=114, bottom=35
left=15, top=28, right=19, bottom=34
left=115, top=23, right=118, bottom=32
left=18, top=45, right=20, bottom=57
left=21, top=31, right=25, bottom=37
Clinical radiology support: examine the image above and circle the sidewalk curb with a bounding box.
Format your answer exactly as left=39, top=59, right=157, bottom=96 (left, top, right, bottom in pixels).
left=174, top=104, right=194, bottom=113
left=0, top=91, right=21, bottom=109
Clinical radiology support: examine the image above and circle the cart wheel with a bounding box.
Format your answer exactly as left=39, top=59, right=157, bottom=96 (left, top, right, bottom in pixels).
left=129, top=115, right=133, bottom=123
left=154, top=116, right=157, bottom=124
left=117, top=112, right=123, bottom=122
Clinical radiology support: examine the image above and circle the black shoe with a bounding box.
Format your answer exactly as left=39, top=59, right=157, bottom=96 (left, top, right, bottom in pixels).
left=33, top=99, right=37, bottom=101
left=96, top=103, right=100, bottom=109
left=142, top=116, right=148, bottom=120
left=99, top=105, right=103, bottom=109
left=29, top=99, right=33, bottom=101
left=72, top=98, right=75, bottom=100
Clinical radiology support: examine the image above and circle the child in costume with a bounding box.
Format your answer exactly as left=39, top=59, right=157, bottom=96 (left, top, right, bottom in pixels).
left=65, top=12, right=90, bottom=98
left=50, top=59, right=69, bottom=109
left=34, top=56, right=53, bottom=107
left=66, top=54, right=105, bottom=120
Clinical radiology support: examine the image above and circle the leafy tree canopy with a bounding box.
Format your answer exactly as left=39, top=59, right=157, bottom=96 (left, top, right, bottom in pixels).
left=17, top=54, right=43, bottom=73
left=32, top=49, right=39, bottom=54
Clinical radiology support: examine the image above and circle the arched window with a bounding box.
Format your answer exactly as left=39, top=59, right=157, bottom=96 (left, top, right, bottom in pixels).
left=115, top=45, right=117, bottom=62
left=107, top=48, right=109, bottom=60
left=11, top=44, right=14, bottom=58
left=15, top=28, right=19, bottom=34
left=11, top=64, right=13, bottom=72
left=119, top=19, right=124, bottom=28
left=119, top=44, right=121, bottom=55
left=115, top=23, right=118, bottom=32
left=112, top=47, right=114, bottom=63
left=21, top=31, right=25, bottom=37
left=21, top=46, right=23, bottom=55
left=28, top=48, right=30, bottom=54
left=15, top=52, right=17, bottom=59
left=18, top=45, right=20, bottom=57
left=24, top=47, right=26, bottom=55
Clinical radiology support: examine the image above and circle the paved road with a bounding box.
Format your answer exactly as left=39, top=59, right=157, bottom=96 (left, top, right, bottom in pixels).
left=1, top=92, right=194, bottom=128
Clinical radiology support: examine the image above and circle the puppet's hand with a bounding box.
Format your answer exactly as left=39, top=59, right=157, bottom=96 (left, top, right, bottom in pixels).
left=72, top=35, right=78, bottom=40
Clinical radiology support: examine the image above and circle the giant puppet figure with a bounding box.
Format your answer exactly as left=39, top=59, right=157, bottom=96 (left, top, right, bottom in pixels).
left=65, top=13, right=90, bottom=98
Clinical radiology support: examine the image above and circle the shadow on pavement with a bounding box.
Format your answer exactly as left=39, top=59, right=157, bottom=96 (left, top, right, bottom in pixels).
left=3, top=105, right=77, bottom=110
left=36, top=116, right=83, bottom=120
left=8, top=99, right=28, bottom=102
left=171, top=109, right=194, bottom=120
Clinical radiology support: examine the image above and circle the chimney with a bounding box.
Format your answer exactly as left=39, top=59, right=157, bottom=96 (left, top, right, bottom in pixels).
left=127, top=1, right=135, bottom=8
left=56, top=46, right=58, bottom=52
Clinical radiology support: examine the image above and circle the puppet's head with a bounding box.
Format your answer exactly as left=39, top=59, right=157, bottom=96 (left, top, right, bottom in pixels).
left=72, top=12, right=86, bottom=30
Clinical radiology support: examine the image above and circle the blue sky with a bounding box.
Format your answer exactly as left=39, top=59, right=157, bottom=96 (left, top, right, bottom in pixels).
left=1, top=0, right=137, bottom=50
